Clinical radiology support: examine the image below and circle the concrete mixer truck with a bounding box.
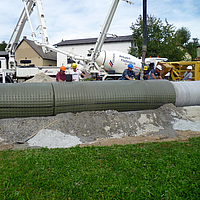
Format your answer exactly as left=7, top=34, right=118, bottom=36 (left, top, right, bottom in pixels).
left=92, top=50, right=168, bottom=80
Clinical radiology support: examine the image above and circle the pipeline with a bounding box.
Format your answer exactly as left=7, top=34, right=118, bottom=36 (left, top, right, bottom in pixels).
left=0, top=80, right=199, bottom=119
left=171, top=81, right=200, bottom=107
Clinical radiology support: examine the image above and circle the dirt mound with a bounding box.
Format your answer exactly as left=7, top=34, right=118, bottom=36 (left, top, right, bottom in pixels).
left=0, top=104, right=200, bottom=150
left=25, top=73, right=56, bottom=83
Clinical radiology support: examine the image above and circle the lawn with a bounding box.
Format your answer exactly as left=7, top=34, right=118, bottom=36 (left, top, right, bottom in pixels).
left=0, top=137, right=199, bottom=199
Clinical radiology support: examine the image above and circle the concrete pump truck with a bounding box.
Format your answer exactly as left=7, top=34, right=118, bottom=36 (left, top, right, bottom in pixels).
left=0, top=0, right=167, bottom=83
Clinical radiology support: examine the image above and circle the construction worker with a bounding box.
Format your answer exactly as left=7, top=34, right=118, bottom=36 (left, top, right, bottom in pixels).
left=148, top=65, right=162, bottom=80
left=56, top=66, right=66, bottom=82
left=119, top=63, right=137, bottom=80
left=70, top=63, right=86, bottom=81
left=179, top=65, right=192, bottom=81
left=137, top=65, right=149, bottom=80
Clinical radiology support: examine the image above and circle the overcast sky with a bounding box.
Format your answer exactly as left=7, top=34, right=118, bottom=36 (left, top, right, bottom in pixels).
left=0, top=0, right=199, bottom=45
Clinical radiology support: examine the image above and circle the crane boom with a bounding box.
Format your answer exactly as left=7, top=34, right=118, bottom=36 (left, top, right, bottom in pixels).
left=5, top=0, right=35, bottom=68
left=91, top=0, right=120, bottom=62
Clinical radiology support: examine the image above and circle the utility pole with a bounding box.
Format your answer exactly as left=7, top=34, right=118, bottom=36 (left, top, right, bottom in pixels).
left=141, top=0, right=147, bottom=80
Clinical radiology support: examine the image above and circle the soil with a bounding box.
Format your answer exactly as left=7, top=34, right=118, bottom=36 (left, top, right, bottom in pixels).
left=0, top=103, right=200, bottom=150
left=79, top=130, right=200, bottom=147
left=0, top=130, right=200, bottom=151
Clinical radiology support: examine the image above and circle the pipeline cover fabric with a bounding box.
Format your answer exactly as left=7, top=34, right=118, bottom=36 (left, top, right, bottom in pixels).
left=0, top=83, right=54, bottom=119
left=0, top=80, right=176, bottom=119
left=171, top=81, right=200, bottom=107
left=53, top=80, right=176, bottom=115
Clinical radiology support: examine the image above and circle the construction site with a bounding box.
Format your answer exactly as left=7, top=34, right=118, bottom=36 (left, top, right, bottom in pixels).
left=0, top=76, right=200, bottom=150
left=0, top=0, right=200, bottom=150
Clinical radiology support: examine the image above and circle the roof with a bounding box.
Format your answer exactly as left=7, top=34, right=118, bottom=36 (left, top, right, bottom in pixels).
left=18, top=39, right=57, bottom=61
left=55, top=35, right=133, bottom=47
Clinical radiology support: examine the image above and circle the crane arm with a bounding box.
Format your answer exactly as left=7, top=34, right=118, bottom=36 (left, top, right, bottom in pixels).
left=90, top=0, right=134, bottom=65
left=5, top=0, right=35, bottom=56
left=90, top=0, right=120, bottom=62
left=35, top=0, right=50, bottom=45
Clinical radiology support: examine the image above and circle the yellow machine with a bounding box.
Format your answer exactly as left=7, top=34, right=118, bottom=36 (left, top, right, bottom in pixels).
left=158, top=61, right=200, bottom=81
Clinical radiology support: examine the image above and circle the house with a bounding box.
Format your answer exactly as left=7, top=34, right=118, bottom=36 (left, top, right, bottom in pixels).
left=177, top=46, right=192, bottom=61
left=54, top=35, right=134, bottom=67
left=15, top=38, right=57, bottom=66
left=195, top=46, right=200, bottom=61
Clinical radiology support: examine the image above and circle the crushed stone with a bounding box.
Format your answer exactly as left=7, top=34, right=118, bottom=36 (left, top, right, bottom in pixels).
left=27, top=129, right=82, bottom=148
left=0, top=103, right=200, bottom=149
left=25, top=73, right=56, bottom=83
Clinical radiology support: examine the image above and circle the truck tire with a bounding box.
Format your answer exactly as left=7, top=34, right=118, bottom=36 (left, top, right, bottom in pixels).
left=105, top=77, right=114, bottom=81
left=108, top=70, right=115, bottom=74
left=0, top=75, right=13, bottom=83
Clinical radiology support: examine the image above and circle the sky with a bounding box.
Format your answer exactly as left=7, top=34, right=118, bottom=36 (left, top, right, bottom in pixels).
left=0, top=0, right=199, bottom=46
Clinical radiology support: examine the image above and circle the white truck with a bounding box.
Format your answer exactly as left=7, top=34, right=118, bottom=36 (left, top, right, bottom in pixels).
left=0, top=0, right=167, bottom=83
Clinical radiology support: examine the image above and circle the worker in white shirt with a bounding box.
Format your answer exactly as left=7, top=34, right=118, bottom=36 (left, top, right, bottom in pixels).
left=179, top=65, right=193, bottom=81
left=70, top=63, right=86, bottom=81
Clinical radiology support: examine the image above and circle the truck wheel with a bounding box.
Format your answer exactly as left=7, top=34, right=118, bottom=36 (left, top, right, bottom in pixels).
left=0, top=75, right=13, bottom=83
left=105, top=77, right=114, bottom=81
left=6, top=75, right=13, bottom=83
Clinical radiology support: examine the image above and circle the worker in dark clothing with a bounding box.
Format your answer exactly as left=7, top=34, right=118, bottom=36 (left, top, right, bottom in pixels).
left=137, top=65, right=149, bottom=80
left=119, top=63, right=137, bottom=80
left=56, top=66, right=66, bottom=82
left=148, top=65, right=162, bottom=80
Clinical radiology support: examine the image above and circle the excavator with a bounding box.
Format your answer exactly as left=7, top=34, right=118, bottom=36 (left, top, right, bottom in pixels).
left=158, top=60, right=200, bottom=81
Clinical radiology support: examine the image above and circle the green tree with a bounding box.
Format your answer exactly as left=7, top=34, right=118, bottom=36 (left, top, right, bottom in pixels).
left=175, top=27, right=200, bottom=60
left=176, top=27, right=191, bottom=45
left=0, top=41, right=7, bottom=51
left=185, top=38, right=200, bottom=60
left=130, top=15, right=185, bottom=61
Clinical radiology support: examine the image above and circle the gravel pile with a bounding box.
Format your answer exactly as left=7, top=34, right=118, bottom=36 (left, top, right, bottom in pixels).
left=25, top=73, right=56, bottom=83
left=0, top=104, right=200, bottom=148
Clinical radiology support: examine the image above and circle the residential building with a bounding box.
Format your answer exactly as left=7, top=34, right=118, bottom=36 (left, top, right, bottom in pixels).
left=15, top=38, right=57, bottom=66
left=55, top=35, right=134, bottom=67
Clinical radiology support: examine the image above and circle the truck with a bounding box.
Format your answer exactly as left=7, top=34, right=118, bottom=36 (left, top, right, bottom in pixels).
left=0, top=0, right=166, bottom=83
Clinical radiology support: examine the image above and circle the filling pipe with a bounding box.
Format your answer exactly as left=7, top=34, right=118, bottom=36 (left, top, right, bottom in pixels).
left=0, top=80, right=199, bottom=119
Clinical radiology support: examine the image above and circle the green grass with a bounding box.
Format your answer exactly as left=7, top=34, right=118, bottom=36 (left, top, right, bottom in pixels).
left=0, top=137, right=199, bottom=199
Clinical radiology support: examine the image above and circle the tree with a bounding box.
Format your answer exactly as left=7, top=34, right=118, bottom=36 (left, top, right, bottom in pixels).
left=176, top=27, right=191, bottom=45
left=176, top=27, right=200, bottom=60
left=129, top=15, right=185, bottom=61
left=185, top=38, right=200, bottom=60
left=0, top=41, right=7, bottom=51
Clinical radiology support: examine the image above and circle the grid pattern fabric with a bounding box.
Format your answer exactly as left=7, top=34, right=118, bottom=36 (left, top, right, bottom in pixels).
left=53, top=80, right=176, bottom=114
left=0, top=83, right=54, bottom=119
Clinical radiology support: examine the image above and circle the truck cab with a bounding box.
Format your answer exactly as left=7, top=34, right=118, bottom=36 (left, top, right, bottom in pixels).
left=0, top=57, right=15, bottom=83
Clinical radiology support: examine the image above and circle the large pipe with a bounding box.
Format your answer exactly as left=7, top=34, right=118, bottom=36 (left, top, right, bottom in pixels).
left=0, top=83, right=54, bottom=119
left=1, top=80, right=200, bottom=119
left=0, top=80, right=176, bottom=119
left=171, top=81, right=200, bottom=107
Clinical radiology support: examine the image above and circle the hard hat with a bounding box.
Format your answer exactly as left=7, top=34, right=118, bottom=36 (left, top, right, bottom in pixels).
left=144, top=66, right=148, bottom=71
left=156, top=65, right=162, bottom=71
left=60, top=66, right=66, bottom=71
left=128, top=63, right=134, bottom=69
left=72, top=63, right=77, bottom=68
left=187, top=65, right=192, bottom=70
